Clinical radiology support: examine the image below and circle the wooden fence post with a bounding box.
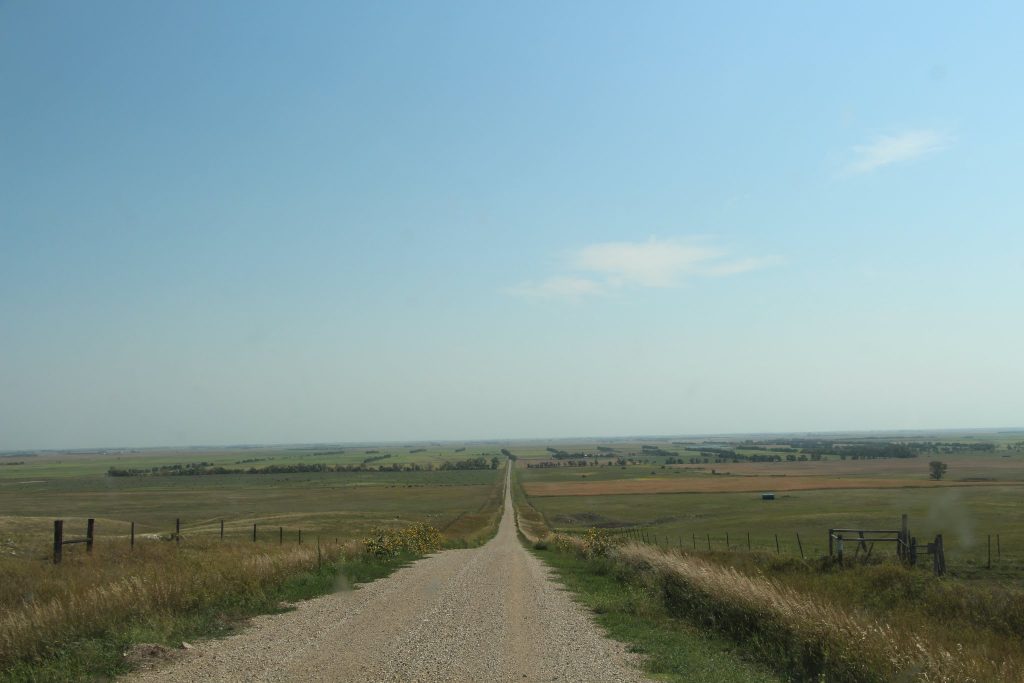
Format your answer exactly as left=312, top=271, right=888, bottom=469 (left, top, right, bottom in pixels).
left=53, top=519, right=63, bottom=564
left=279, top=527, right=283, bottom=545
left=130, top=521, right=135, bottom=550
left=175, top=518, right=180, bottom=546
left=220, top=519, right=224, bottom=541
left=987, top=535, right=992, bottom=569
left=934, top=534, right=946, bottom=576
left=86, top=518, right=95, bottom=554
left=796, top=532, right=804, bottom=560
left=900, top=514, right=909, bottom=562
left=298, top=530, right=302, bottom=545
left=707, top=533, right=711, bottom=551
left=747, top=532, right=751, bottom=551
left=775, top=533, right=780, bottom=554
left=726, top=532, right=730, bottom=551
left=997, top=534, right=1001, bottom=561
left=253, top=524, right=257, bottom=542
left=692, top=532, right=696, bottom=549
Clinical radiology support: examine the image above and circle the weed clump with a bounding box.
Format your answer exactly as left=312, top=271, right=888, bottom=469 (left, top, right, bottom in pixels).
left=582, top=527, right=612, bottom=559
left=362, top=522, right=443, bottom=559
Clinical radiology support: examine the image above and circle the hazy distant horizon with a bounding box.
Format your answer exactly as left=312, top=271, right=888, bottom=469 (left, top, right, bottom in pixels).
left=3, top=3, right=1022, bottom=452
left=6, top=425, right=1023, bottom=454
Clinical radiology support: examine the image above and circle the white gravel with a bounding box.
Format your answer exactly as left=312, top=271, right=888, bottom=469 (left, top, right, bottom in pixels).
left=123, top=468, right=646, bottom=682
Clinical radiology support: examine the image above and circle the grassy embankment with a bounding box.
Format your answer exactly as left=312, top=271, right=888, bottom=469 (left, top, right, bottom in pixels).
left=514, top=444, right=1024, bottom=682
left=510, top=465, right=777, bottom=682
left=540, top=532, right=1023, bottom=682
left=0, top=449, right=506, bottom=680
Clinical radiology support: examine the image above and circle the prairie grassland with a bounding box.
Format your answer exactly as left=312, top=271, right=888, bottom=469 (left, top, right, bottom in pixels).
left=523, top=475, right=1008, bottom=496
left=550, top=534, right=1023, bottom=682
left=0, top=444, right=502, bottom=479
left=0, top=449, right=507, bottom=678
left=0, top=456, right=505, bottom=562
left=517, top=439, right=1024, bottom=681
left=518, top=450, right=1024, bottom=575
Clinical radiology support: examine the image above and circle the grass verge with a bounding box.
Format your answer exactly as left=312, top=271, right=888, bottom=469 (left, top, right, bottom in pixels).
left=0, top=535, right=430, bottom=682
left=547, top=532, right=1023, bottom=682
left=533, top=545, right=782, bottom=682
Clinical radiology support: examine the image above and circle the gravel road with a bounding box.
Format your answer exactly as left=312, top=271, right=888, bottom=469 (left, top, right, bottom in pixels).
left=125, top=468, right=646, bottom=682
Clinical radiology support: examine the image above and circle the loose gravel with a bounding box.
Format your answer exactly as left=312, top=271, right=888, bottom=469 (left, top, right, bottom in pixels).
left=124, top=469, right=646, bottom=682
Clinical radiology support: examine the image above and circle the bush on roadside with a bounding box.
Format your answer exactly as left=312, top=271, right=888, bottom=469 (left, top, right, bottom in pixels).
left=362, top=523, right=443, bottom=560
left=582, top=527, right=612, bottom=559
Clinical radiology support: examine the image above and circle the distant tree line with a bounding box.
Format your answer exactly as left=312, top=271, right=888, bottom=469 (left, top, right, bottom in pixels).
left=438, top=456, right=500, bottom=470
left=106, top=457, right=502, bottom=477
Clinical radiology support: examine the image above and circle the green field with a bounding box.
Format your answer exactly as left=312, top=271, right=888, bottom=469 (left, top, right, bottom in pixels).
left=514, top=432, right=1024, bottom=583
left=0, top=445, right=507, bottom=560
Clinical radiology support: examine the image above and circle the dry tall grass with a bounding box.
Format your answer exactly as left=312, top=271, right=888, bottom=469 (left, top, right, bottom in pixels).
left=0, top=537, right=353, bottom=669
left=554, top=533, right=1022, bottom=683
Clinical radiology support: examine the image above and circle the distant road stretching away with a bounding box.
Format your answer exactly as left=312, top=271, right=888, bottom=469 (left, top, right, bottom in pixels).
left=124, top=467, right=646, bottom=682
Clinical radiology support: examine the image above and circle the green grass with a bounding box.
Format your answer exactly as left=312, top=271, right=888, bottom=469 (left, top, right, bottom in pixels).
left=0, top=550, right=417, bottom=683
left=533, top=546, right=781, bottom=683
left=0, top=464, right=506, bottom=559
left=0, top=444, right=511, bottom=479
left=529, top=485, right=1024, bottom=579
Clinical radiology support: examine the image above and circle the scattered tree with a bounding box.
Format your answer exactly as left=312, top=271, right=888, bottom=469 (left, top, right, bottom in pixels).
left=929, top=461, right=948, bottom=480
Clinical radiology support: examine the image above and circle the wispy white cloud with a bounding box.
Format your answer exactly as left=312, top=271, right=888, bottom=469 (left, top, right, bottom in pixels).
left=509, top=238, right=776, bottom=301
left=846, top=129, right=951, bottom=174
left=573, top=240, right=722, bottom=287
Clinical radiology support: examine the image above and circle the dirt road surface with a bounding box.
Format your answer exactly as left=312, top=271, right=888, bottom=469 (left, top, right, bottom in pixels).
left=125, top=469, right=646, bottom=682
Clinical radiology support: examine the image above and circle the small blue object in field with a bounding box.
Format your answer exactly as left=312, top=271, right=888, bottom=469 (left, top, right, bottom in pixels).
left=761, top=493, right=775, bottom=500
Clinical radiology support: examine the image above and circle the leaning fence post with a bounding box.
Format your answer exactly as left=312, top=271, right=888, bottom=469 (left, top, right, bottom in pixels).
left=53, top=519, right=63, bottom=564
left=707, top=533, right=711, bottom=551
left=86, top=518, right=95, bottom=554
left=796, top=532, right=805, bottom=560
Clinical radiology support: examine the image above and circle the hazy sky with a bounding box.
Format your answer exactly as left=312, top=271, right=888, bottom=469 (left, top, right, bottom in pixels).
left=2, top=2, right=1022, bottom=449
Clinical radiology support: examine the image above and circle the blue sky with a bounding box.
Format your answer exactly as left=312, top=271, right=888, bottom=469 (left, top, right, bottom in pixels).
left=2, top=2, right=1022, bottom=449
